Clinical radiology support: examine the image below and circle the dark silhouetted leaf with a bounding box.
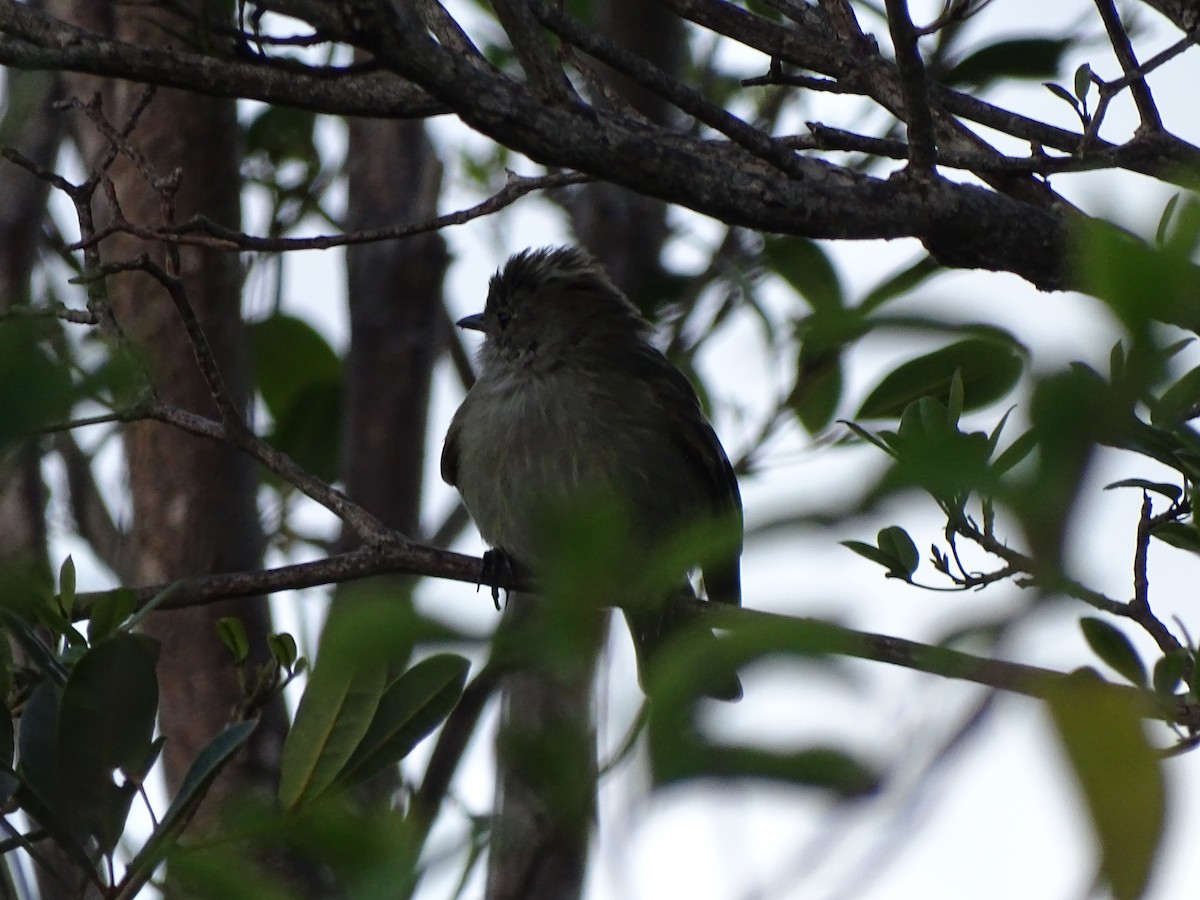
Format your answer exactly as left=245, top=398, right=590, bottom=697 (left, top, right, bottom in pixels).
left=1079, top=618, right=1146, bottom=687
left=947, top=38, right=1072, bottom=87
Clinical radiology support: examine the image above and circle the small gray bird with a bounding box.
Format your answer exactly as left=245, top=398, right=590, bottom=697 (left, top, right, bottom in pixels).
left=441, top=246, right=743, bottom=699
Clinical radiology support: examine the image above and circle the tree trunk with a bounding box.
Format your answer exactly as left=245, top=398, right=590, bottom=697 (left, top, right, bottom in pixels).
left=51, top=0, right=292, bottom=879
left=485, top=3, right=685, bottom=898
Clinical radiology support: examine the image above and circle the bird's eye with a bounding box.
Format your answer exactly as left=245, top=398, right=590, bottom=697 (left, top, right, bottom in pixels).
left=496, top=310, right=512, bottom=329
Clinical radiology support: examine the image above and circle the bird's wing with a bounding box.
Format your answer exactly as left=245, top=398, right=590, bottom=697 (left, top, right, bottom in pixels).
left=440, top=411, right=461, bottom=487
left=637, top=347, right=743, bottom=606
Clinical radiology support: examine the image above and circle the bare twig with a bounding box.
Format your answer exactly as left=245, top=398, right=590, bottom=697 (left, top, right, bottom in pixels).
left=70, top=171, right=593, bottom=254
left=534, top=2, right=806, bottom=177
left=1093, top=0, right=1162, bottom=132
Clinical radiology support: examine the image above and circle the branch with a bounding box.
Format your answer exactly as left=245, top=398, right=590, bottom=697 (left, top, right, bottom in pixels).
left=74, top=542, right=493, bottom=614
left=682, top=598, right=1200, bottom=730
left=0, top=0, right=445, bottom=118
left=67, top=553, right=1200, bottom=731
left=491, top=0, right=577, bottom=106
left=883, top=0, right=937, bottom=173
left=68, top=171, right=593, bottom=254
left=1094, top=0, right=1162, bottom=131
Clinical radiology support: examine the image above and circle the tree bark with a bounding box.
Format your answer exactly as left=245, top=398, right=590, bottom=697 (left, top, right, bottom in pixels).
left=51, top=0, right=291, bottom=873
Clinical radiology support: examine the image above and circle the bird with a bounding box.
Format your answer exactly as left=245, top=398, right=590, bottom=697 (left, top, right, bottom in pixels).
left=441, top=245, right=743, bottom=700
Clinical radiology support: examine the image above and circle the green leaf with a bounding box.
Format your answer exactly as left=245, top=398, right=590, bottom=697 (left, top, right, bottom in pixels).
left=57, top=556, right=76, bottom=620
left=56, top=633, right=160, bottom=850
left=857, top=255, right=941, bottom=313
left=1150, top=364, right=1200, bottom=426
left=1103, top=479, right=1182, bottom=502
left=763, top=236, right=843, bottom=312
left=0, top=319, right=76, bottom=451
left=947, top=38, right=1072, bottom=87
left=1045, top=674, right=1164, bottom=900
left=1152, top=651, right=1189, bottom=697
left=248, top=313, right=341, bottom=421
left=278, top=652, right=388, bottom=812
left=1151, top=521, right=1200, bottom=553
left=1073, top=63, right=1094, bottom=103
left=217, top=616, right=250, bottom=665
left=1043, top=81, right=1080, bottom=111
left=87, top=588, right=138, bottom=645
left=244, top=106, right=317, bottom=166
left=123, top=720, right=259, bottom=894
left=1155, top=193, right=1181, bottom=247
left=647, top=617, right=878, bottom=796
left=1075, top=218, right=1200, bottom=333
left=842, top=528, right=918, bottom=581
left=265, top=377, right=342, bottom=484
left=789, top=350, right=843, bottom=434
left=857, top=337, right=1024, bottom=419
left=268, top=632, right=299, bottom=670
left=337, top=654, right=470, bottom=786
left=876, top=526, right=919, bottom=579
left=1079, top=618, right=1147, bottom=688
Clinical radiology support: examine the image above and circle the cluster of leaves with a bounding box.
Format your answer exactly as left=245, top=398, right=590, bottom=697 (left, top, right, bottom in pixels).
left=760, top=197, right=1200, bottom=898
left=0, top=556, right=470, bottom=896
left=0, top=561, right=256, bottom=897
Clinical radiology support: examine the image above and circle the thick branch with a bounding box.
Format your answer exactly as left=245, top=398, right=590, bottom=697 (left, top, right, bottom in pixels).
left=0, top=0, right=445, bottom=118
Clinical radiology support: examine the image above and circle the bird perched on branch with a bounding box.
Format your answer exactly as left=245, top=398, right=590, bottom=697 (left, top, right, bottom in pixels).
left=441, top=245, right=743, bottom=700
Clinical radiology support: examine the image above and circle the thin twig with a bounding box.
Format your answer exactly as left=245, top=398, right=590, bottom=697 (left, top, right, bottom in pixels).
left=70, top=171, right=593, bottom=254
left=1093, top=0, right=1162, bottom=132
left=532, top=2, right=806, bottom=178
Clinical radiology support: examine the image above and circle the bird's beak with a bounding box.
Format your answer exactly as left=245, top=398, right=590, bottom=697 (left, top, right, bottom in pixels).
left=456, top=313, right=487, bottom=332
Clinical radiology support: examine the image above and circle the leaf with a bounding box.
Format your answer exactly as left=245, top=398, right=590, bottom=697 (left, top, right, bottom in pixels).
left=842, top=529, right=917, bottom=581
left=268, top=632, right=299, bottom=670
left=1156, top=193, right=1181, bottom=247
left=857, top=255, right=941, bottom=313
left=1073, top=63, right=1094, bottom=103
left=57, top=556, right=76, bottom=620
left=789, top=349, right=843, bottom=434
left=248, top=314, right=341, bottom=422
left=337, top=654, right=470, bottom=786
left=1151, top=520, right=1200, bottom=553
left=1043, top=81, right=1081, bottom=111
left=56, top=633, right=160, bottom=850
left=123, top=720, right=259, bottom=893
left=763, top=236, right=843, bottom=312
left=946, top=37, right=1072, bottom=87
left=647, top=617, right=878, bottom=797
left=87, top=588, right=138, bottom=645
left=857, top=337, right=1024, bottom=419
left=1045, top=674, right=1164, bottom=900
left=264, top=377, right=343, bottom=484
left=877, top=526, right=919, bottom=579
left=1079, top=618, right=1146, bottom=688
left=1150, top=364, right=1200, bottom=427
left=0, top=319, right=76, bottom=452
left=244, top=106, right=317, bottom=166
left=217, top=617, right=250, bottom=665
left=1102, top=479, right=1182, bottom=502
left=278, top=658, right=388, bottom=813
left=1152, top=651, right=1189, bottom=697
